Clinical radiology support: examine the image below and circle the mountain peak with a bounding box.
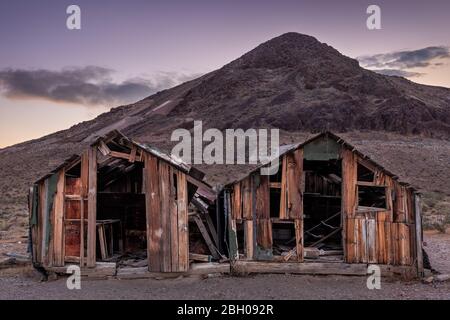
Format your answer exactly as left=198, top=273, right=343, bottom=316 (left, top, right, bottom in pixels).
left=229, top=32, right=355, bottom=70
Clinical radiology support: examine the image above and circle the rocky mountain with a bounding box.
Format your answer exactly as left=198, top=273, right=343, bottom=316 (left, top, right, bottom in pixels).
left=1, top=32, right=450, bottom=208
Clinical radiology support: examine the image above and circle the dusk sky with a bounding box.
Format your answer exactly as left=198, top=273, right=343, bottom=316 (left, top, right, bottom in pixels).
left=1, top=0, right=449, bottom=147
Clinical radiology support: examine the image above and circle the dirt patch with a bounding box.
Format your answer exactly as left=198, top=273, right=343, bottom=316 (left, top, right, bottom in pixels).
left=0, top=272, right=449, bottom=300
left=424, top=231, right=450, bottom=274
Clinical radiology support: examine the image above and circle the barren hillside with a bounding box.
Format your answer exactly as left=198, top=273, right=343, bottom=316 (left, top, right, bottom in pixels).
left=1, top=33, right=450, bottom=252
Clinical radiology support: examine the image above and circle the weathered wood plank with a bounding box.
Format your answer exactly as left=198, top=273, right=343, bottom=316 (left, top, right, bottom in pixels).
left=255, top=175, right=270, bottom=219
left=414, top=194, right=424, bottom=275
left=376, top=221, right=386, bottom=264
left=87, top=147, right=97, bottom=267
left=191, top=215, right=219, bottom=259
left=394, top=184, right=407, bottom=223
left=79, top=198, right=85, bottom=267
left=242, top=177, right=253, bottom=220
left=391, top=223, right=399, bottom=265
left=80, top=151, right=89, bottom=197
left=233, top=261, right=368, bottom=275
left=286, top=149, right=303, bottom=219
left=342, top=149, right=357, bottom=219
left=398, top=223, right=411, bottom=266
left=232, top=182, right=242, bottom=220
left=177, top=171, right=189, bottom=272
left=345, top=218, right=355, bottom=263
left=256, top=219, right=272, bottom=251
left=385, top=222, right=392, bottom=265
left=158, top=161, right=171, bottom=272
left=244, top=220, right=254, bottom=259
left=367, top=219, right=376, bottom=263
left=169, top=167, right=179, bottom=272
left=294, top=219, right=303, bottom=262
left=279, top=156, right=288, bottom=219
left=53, top=169, right=65, bottom=266
left=145, top=154, right=161, bottom=272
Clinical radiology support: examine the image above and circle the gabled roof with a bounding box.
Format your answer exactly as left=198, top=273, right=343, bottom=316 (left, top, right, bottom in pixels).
left=35, top=130, right=206, bottom=185
left=226, top=131, right=418, bottom=193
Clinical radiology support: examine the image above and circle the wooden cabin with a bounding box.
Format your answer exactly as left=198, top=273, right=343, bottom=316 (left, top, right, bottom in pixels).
left=28, top=130, right=221, bottom=276
left=223, top=132, right=424, bottom=277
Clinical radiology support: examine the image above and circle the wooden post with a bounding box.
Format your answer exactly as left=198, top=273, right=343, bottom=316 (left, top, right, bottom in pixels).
left=87, top=146, right=97, bottom=268
left=244, top=220, right=254, bottom=259
left=145, top=154, right=161, bottom=272
left=159, top=162, right=171, bottom=272
left=79, top=151, right=89, bottom=267
left=177, top=171, right=189, bottom=271
left=295, top=219, right=303, bottom=262
left=53, top=169, right=65, bottom=266
left=169, top=167, right=179, bottom=272
left=286, top=149, right=303, bottom=219
left=279, top=156, right=288, bottom=219
left=40, top=179, right=49, bottom=265
left=414, top=193, right=424, bottom=276
left=342, top=149, right=357, bottom=262
left=80, top=198, right=85, bottom=267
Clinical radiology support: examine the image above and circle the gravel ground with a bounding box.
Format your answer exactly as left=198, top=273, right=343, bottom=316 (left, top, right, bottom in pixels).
left=0, top=272, right=449, bottom=300
left=0, top=233, right=449, bottom=300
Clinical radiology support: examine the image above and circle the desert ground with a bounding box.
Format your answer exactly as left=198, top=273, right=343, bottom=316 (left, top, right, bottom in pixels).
left=1, top=133, right=449, bottom=300
left=0, top=231, right=449, bottom=300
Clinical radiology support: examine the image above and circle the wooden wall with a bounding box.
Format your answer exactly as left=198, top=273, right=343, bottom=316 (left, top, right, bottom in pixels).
left=342, top=150, right=419, bottom=267
left=228, top=142, right=421, bottom=273
left=229, top=149, right=304, bottom=261
left=144, top=153, right=189, bottom=272
left=30, top=142, right=196, bottom=273
left=29, top=147, right=96, bottom=268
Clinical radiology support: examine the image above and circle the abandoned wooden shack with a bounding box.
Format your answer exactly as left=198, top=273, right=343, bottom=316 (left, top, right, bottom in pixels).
left=28, top=130, right=223, bottom=277
left=29, top=130, right=424, bottom=279
left=222, top=132, right=424, bottom=277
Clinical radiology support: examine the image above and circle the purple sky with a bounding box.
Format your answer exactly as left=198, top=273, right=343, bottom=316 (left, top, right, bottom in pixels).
left=1, top=0, right=449, bottom=147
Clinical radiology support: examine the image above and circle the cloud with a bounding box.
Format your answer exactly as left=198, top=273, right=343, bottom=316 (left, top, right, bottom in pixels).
left=371, top=69, right=423, bottom=78
left=0, top=66, right=199, bottom=107
left=357, top=46, right=450, bottom=78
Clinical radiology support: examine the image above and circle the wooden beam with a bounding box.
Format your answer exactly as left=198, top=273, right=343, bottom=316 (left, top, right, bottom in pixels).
left=414, top=194, right=424, bottom=276
left=232, top=182, right=242, bottom=220
left=159, top=161, right=171, bottom=272
left=189, top=253, right=212, bottom=262
left=53, top=169, right=65, bottom=266
left=110, top=151, right=131, bottom=161
left=191, top=215, right=219, bottom=259
left=79, top=198, right=85, bottom=267
left=204, top=211, right=219, bottom=248
left=279, top=156, right=288, bottom=219
left=295, top=219, right=303, bottom=262
left=169, top=167, right=179, bottom=272
left=79, top=150, right=89, bottom=267
left=145, top=154, right=161, bottom=272
left=232, top=261, right=368, bottom=275
left=87, top=147, right=97, bottom=268
left=129, top=146, right=137, bottom=163
left=357, top=181, right=387, bottom=187
left=177, top=171, right=189, bottom=272
left=286, top=149, right=303, bottom=219
left=97, top=140, right=111, bottom=156
left=255, top=175, right=270, bottom=219
left=342, top=148, right=357, bottom=263
left=244, top=220, right=254, bottom=259
left=242, top=177, right=253, bottom=220
left=81, top=151, right=89, bottom=197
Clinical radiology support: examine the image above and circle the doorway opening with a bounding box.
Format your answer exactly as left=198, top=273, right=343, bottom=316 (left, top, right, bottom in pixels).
left=303, top=159, right=343, bottom=260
